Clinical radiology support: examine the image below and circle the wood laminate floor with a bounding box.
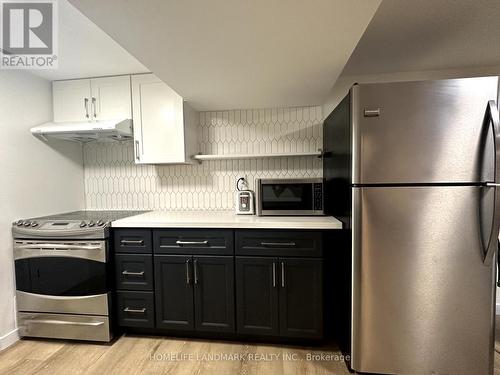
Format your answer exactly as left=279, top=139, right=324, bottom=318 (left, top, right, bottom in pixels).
left=0, top=334, right=499, bottom=375
left=0, top=335, right=351, bottom=375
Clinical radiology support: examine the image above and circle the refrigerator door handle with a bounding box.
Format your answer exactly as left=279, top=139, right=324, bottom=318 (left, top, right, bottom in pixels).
left=483, top=100, right=500, bottom=265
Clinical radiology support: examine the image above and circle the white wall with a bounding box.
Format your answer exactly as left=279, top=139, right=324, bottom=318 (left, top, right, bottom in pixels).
left=322, top=65, right=500, bottom=118
left=0, top=71, right=84, bottom=349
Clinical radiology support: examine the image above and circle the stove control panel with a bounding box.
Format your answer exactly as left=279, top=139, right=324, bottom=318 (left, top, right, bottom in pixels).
left=14, top=220, right=39, bottom=227
left=13, top=219, right=109, bottom=231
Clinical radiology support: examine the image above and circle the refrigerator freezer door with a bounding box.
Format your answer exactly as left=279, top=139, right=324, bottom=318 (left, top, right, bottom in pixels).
left=352, top=77, right=498, bottom=184
left=352, top=186, right=496, bottom=375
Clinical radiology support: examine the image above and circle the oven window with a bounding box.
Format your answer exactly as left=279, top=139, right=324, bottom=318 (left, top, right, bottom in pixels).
left=15, top=257, right=107, bottom=296
left=261, top=183, right=313, bottom=211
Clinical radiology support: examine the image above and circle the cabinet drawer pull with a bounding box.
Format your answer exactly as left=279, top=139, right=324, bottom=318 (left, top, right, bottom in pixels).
left=176, top=240, right=209, bottom=246
left=261, top=241, right=296, bottom=247
left=121, top=239, right=144, bottom=245
left=122, top=270, right=145, bottom=276
left=91, top=97, right=97, bottom=118
left=124, top=307, right=146, bottom=313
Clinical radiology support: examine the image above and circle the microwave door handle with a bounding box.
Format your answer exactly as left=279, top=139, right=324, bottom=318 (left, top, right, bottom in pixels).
left=483, top=100, right=500, bottom=265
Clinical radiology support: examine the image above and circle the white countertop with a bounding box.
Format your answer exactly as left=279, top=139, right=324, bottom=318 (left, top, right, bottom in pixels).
left=112, top=211, right=343, bottom=230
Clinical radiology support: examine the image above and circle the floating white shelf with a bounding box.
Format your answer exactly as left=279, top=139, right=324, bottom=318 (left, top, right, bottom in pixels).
left=192, top=150, right=322, bottom=162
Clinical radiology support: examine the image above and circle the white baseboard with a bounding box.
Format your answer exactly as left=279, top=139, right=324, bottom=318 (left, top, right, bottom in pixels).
left=0, top=329, right=19, bottom=351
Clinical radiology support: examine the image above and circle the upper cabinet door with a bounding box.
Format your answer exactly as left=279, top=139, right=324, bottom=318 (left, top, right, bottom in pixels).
left=53, top=79, right=91, bottom=122
left=90, top=76, right=132, bottom=121
left=131, top=73, right=197, bottom=164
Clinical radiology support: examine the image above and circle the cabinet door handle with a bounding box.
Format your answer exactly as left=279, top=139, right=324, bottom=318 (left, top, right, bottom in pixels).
left=84, top=98, right=89, bottom=118
left=261, top=242, right=296, bottom=247
left=120, top=239, right=144, bottom=245
left=281, top=262, right=285, bottom=288
left=124, top=307, right=146, bottom=313
left=186, top=259, right=191, bottom=284
left=272, top=262, right=276, bottom=288
left=91, top=97, right=97, bottom=118
left=135, top=140, right=140, bottom=161
left=122, top=270, right=145, bottom=276
left=194, top=258, right=199, bottom=284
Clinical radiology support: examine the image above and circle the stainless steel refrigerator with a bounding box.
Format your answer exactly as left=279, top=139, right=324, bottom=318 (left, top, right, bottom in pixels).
left=323, top=76, right=500, bottom=374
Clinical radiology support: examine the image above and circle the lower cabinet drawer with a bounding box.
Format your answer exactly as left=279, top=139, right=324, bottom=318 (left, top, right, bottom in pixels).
left=18, top=312, right=111, bottom=342
left=115, top=254, right=153, bottom=291
left=117, top=291, right=155, bottom=328
left=235, top=230, right=323, bottom=257
left=114, top=229, right=152, bottom=254
left=153, top=229, right=234, bottom=255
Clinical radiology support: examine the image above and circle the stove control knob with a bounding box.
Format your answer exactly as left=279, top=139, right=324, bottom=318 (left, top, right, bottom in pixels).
left=80, top=221, right=87, bottom=228
left=88, top=221, right=95, bottom=227
left=96, top=220, right=104, bottom=226
left=23, top=221, right=31, bottom=227
left=31, top=222, right=38, bottom=227
left=16, top=220, right=24, bottom=226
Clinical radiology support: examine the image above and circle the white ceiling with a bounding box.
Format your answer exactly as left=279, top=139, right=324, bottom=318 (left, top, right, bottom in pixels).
left=342, top=0, right=500, bottom=76
left=30, top=0, right=148, bottom=81
left=67, top=0, right=381, bottom=110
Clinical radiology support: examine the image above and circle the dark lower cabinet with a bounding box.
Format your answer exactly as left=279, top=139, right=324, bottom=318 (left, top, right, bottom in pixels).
left=115, top=254, right=153, bottom=291
left=235, top=257, right=279, bottom=336
left=154, top=255, right=194, bottom=330
left=235, top=256, right=323, bottom=339
left=193, top=256, right=235, bottom=333
left=115, top=228, right=326, bottom=341
left=114, top=229, right=152, bottom=254
left=279, top=258, right=323, bottom=339
left=154, top=254, right=235, bottom=333
left=117, top=291, right=155, bottom=328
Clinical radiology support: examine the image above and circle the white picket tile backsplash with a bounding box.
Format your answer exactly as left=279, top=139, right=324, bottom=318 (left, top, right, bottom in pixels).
left=84, top=106, right=323, bottom=210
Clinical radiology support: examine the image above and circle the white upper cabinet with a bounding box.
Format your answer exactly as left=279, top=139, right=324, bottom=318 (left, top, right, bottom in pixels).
left=90, top=76, right=131, bottom=120
left=131, top=73, right=197, bottom=164
left=53, top=76, right=131, bottom=122
left=53, top=79, right=92, bottom=122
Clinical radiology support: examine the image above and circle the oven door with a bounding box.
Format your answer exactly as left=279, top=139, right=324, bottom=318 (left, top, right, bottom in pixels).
left=14, top=240, right=110, bottom=315
left=257, top=179, right=324, bottom=215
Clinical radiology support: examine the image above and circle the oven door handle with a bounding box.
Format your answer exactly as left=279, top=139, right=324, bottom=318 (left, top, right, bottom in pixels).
left=16, top=244, right=103, bottom=251
left=14, top=242, right=107, bottom=263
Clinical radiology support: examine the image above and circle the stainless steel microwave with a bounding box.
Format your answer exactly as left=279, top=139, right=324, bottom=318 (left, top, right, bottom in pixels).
left=256, top=178, right=324, bottom=216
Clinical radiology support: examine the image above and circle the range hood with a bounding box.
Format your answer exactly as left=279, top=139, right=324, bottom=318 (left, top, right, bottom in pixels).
left=31, top=119, right=133, bottom=143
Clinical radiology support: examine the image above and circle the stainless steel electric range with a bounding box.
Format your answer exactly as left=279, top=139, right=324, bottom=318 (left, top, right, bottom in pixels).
left=12, top=210, right=143, bottom=342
